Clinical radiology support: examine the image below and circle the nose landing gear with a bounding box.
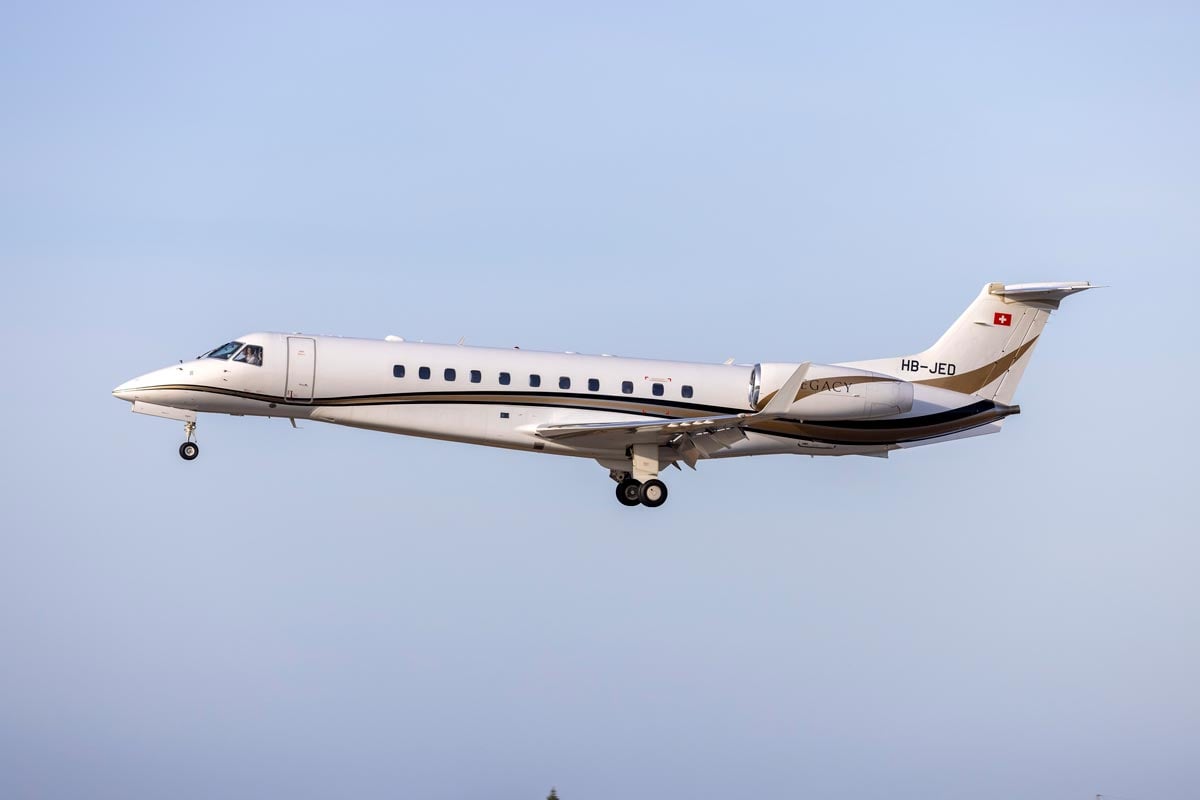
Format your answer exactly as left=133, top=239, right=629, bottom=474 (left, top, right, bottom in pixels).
left=179, top=420, right=199, bottom=461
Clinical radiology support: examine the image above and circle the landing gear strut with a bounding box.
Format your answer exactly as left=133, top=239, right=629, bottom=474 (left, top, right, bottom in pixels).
left=179, top=420, right=199, bottom=461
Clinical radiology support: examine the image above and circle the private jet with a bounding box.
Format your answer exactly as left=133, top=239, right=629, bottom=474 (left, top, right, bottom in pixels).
left=113, top=281, right=1093, bottom=507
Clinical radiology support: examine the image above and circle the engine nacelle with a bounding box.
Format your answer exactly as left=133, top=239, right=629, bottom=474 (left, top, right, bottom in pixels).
left=750, top=362, right=914, bottom=420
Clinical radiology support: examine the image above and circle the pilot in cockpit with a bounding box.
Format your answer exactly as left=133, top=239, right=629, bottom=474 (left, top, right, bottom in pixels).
left=234, top=344, right=263, bottom=366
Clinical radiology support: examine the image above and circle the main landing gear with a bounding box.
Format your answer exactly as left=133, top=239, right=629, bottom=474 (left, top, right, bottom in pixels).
left=616, top=479, right=642, bottom=506
left=179, top=420, right=199, bottom=461
left=608, top=443, right=672, bottom=508
left=613, top=476, right=669, bottom=508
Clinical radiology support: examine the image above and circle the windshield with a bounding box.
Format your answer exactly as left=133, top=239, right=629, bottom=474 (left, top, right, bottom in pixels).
left=201, top=341, right=244, bottom=360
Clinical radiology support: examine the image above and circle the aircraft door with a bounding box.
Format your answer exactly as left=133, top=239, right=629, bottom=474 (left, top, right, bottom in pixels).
left=286, top=337, right=316, bottom=402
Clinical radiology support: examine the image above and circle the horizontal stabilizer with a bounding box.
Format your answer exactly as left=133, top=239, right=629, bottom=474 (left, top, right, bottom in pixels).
left=991, top=281, right=1096, bottom=309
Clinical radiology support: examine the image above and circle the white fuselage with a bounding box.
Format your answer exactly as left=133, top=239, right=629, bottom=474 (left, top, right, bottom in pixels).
left=112, top=281, right=1092, bottom=507
left=112, top=331, right=1012, bottom=463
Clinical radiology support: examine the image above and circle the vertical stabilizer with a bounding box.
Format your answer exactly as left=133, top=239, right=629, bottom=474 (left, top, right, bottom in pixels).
left=845, top=282, right=1094, bottom=403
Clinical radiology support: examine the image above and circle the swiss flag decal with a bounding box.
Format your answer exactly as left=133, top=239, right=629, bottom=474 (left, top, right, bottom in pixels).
left=993, top=312, right=1013, bottom=326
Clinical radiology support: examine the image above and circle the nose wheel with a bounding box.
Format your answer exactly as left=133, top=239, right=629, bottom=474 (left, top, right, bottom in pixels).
left=179, top=420, right=199, bottom=461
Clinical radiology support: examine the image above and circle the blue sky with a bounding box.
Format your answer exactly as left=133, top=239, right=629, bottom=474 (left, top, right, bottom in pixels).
left=1, top=3, right=1197, bottom=798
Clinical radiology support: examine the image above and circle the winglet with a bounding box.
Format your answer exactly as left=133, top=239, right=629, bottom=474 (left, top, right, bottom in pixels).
left=760, top=362, right=810, bottom=417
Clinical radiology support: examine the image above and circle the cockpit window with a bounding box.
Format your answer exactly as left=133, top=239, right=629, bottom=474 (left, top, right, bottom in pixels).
left=233, top=344, right=263, bottom=366
left=203, top=341, right=244, bottom=360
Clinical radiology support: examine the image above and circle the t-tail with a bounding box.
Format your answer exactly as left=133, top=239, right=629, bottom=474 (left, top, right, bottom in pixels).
left=848, top=281, right=1095, bottom=404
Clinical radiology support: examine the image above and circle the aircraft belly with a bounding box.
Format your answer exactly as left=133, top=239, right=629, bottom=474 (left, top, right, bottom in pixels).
left=311, top=403, right=490, bottom=443
left=136, top=388, right=268, bottom=415
left=304, top=403, right=638, bottom=459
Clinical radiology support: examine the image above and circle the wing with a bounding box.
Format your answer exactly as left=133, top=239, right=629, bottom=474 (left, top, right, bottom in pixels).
left=533, top=362, right=812, bottom=456
left=535, top=411, right=756, bottom=442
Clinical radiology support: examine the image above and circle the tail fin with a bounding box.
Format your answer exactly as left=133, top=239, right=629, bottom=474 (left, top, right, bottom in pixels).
left=847, top=281, right=1094, bottom=403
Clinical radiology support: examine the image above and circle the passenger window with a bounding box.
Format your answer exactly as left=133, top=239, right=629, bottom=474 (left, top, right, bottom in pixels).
left=393, top=365, right=405, bottom=378
left=622, top=381, right=633, bottom=394
left=499, top=372, right=511, bottom=386
left=419, top=366, right=431, bottom=380
left=559, top=376, right=570, bottom=390
left=470, top=370, right=481, bottom=383
left=681, top=384, right=694, bottom=399
left=234, top=345, right=264, bottom=366
left=652, top=383, right=664, bottom=396
left=529, top=374, right=541, bottom=388
left=444, top=368, right=456, bottom=381
left=588, top=378, right=599, bottom=392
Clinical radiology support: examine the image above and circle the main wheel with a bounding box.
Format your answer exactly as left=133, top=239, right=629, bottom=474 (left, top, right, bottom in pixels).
left=179, top=442, right=199, bottom=461
left=638, top=479, right=668, bottom=508
left=616, top=479, right=642, bottom=506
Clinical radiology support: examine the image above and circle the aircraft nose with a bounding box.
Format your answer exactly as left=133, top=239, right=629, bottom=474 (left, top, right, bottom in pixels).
left=113, top=378, right=136, bottom=401
left=112, top=373, right=151, bottom=401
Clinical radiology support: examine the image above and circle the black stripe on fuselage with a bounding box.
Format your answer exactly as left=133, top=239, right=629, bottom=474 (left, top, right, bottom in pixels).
left=133, top=384, right=1005, bottom=446
left=129, top=384, right=739, bottom=417
left=807, top=400, right=997, bottom=430
left=752, top=400, right=1008, bottom=445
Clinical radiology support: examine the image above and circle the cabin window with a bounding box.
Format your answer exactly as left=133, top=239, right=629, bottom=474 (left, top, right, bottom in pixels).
left=203, top=341, right=243, bottom=360
left=444, top=368, right=456, bottom=381
left=681, top=384, right=694, bottom=399
left=559, top=376, right=570, bottom=390
left=588, top=378, right=600, bottom=392
left=419, top=366, right=431, bottom=380
left=393, top=365, right=405, bottom=378
left=652, top=383, right=664, bottom=396
left=234, top=345, right=263, bottom=366
left=621, top=380, right=633, bottom=394
left=470, top=370, right=481, bottom=383
left=499, top=372, right=511, bottom=386
left=529, top=374, right=541, bottom=388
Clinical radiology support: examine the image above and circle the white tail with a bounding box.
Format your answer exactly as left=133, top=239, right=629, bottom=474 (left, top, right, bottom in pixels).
left=847, top=281, right=1094, bottom=403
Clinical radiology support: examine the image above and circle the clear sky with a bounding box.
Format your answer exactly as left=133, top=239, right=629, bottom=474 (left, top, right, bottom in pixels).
left=1, top=2, right=1197, bottom=798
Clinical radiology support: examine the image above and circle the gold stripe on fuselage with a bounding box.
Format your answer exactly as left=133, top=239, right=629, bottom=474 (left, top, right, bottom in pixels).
left=914, top=337, right=1038, bottom=395
left=754, top=375, right=896, bottom=412
left=133, top=383, right=1011, bottom=447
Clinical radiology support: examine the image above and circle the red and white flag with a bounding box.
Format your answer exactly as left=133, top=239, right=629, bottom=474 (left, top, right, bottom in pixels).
left=993, top=312, right=1013, bottom=326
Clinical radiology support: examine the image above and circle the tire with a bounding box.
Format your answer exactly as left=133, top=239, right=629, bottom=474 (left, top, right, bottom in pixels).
left=179, top=442, right=199, bottom=461
left=638, top=479, right=668, bottom=508
left=616, top=479, right=642, bottom=506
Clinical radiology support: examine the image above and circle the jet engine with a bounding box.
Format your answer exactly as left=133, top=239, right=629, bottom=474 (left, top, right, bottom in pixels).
left=751, top=362, right=914, bottom=420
